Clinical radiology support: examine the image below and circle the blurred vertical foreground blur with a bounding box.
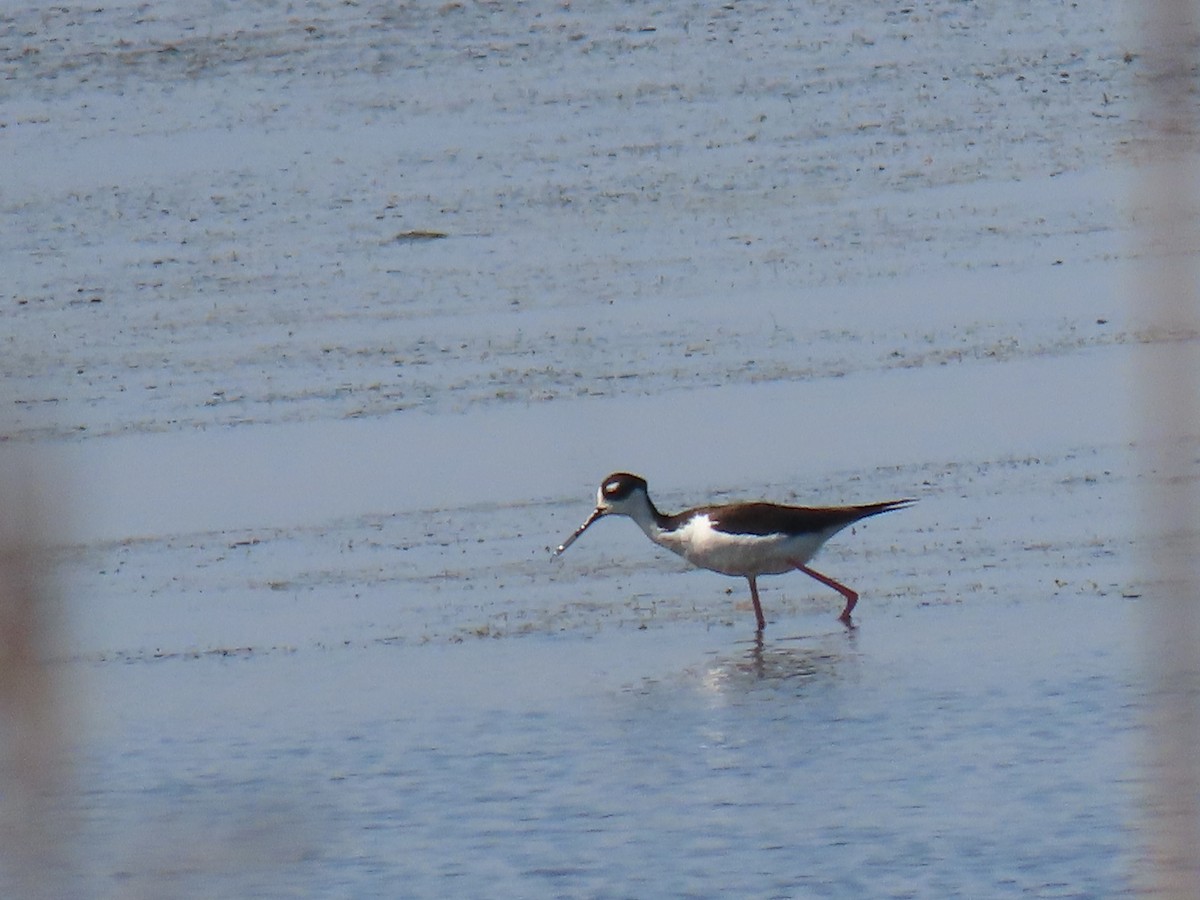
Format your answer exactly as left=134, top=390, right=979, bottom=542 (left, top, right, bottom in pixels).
left=1135, top=0, right=1200, bottom=896
left=0, top=462, right=71, bottom=898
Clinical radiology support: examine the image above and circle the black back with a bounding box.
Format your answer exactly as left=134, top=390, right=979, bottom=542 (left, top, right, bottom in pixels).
left=667, top=499, right=911, bottom=537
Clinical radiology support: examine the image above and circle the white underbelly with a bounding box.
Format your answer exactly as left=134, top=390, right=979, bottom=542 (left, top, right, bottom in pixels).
left=655, top=519, right=828, bottom=578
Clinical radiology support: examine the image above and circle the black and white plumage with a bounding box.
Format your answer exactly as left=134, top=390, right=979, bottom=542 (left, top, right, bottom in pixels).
left=554, top=472, right=913, bottom=630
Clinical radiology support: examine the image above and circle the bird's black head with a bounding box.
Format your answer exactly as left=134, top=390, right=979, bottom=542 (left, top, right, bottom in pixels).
left=553, top=472, right=651, bottom=556
left=598, top=472, right=648, bottom=505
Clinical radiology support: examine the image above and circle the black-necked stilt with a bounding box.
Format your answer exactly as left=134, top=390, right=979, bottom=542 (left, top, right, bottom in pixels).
left=554, top=473, right=913, bottom=630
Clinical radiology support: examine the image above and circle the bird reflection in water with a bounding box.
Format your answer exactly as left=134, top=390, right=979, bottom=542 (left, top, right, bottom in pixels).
left=701, top=630, right=856, bottom=693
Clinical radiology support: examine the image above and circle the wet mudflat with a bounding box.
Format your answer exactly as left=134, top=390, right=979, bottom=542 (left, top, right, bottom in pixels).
left=3, top=0, right=1195, bottom=896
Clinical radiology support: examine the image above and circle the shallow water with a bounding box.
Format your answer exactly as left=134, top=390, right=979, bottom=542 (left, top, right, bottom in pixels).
left=61, top=594, right=1138, bottom=898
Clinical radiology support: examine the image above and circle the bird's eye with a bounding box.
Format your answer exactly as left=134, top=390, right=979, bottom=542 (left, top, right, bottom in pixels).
left=604, top=480, right=621, bottom=496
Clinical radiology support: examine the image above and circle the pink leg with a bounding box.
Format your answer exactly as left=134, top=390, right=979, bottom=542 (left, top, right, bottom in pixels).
left=792, top=562, right=859, bottom=623
left=747, top=576, right=766, bottom=631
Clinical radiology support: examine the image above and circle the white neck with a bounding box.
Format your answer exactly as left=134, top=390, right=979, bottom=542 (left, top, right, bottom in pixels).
left=618, top=493, right=669, bottom=544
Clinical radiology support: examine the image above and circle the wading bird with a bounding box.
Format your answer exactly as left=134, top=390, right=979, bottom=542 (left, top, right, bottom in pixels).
left=555, top=473, right=912, bottom=630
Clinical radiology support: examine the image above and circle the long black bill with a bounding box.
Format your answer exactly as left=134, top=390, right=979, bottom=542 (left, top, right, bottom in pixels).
left=553, top=507, right=604, bottom=556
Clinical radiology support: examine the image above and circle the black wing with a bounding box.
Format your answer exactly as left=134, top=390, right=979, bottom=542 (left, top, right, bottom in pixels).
left=682, top=499, right=913, bottom=538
